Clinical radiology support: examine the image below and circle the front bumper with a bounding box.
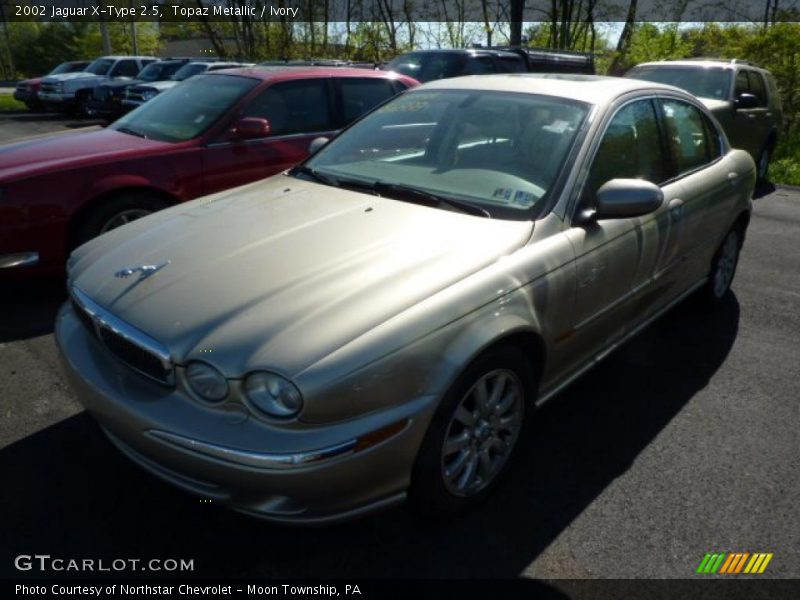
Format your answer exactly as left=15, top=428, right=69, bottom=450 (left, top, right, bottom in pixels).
left=55, top=302, right=437, bottom=524
left=88, top=98, right=126, bottom=119
left=13, top=88, right=35, bottom=103
left=38, top=91, right=75, bottom=106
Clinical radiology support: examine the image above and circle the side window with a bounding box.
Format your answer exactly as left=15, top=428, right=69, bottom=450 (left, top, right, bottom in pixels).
left=339, top=78, right=396, bottom=123
left=584, top=99, right=665, bottom=202
left=747, top=71, right=767, bottom=107
left=111, top=60, right=140, bottom=77
left=495, top=56, right=526, bottom=73
left=660, top=99, right=714, bottom=176
left=734, top=70, right=750, bottom=98
left=243, top=80, right=332, bottom=136
left=462, top=56, right=495, bottom=75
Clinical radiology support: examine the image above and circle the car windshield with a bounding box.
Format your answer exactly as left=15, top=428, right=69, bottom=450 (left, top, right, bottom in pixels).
left=85, top=58, right=114, bottom=76
left=171, top=63, right=208, bottom=81
left=51, top=62, right=84, bottom=75
left=386, top=53, right=465, bottom=83
left=626, top=66, right=732, bottom=100
left=137, top=62, right=181, bottom=82
left=304, top=89, right=590, bottom=220
left=110, top=74, right=259, bottom=142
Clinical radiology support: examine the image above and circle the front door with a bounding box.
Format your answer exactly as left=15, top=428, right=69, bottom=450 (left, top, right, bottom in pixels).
left=201, top=78, right=338, bottom=196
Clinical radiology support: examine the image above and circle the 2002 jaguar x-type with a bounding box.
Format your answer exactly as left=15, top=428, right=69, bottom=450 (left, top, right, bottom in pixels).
left=57, top=74, right=755, bottom=523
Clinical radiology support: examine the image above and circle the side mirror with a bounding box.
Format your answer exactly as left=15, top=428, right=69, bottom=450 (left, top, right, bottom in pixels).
left=590, top=179, right=664, bottom=221
left=309, top=136, right=330, bottom=154
left=735, top=93, right=758, bottom=109
left=233, top=117, right=271, bottom=139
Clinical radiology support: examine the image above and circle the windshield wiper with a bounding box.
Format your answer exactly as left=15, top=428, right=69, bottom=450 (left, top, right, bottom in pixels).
left=116, top=126, right=147, bottom=139
left=288, top=165, right=339, bottom=187
left=371, top=181, right=490, bottom=217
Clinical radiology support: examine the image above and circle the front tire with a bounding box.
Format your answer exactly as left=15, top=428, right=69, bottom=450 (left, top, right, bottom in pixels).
left=408, top=346, right=534, bottom=517
left=74, top=192, right=169, bottom=247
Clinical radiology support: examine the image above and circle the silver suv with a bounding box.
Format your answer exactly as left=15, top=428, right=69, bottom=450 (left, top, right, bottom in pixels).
left=626, top=59, right=783, bottom=181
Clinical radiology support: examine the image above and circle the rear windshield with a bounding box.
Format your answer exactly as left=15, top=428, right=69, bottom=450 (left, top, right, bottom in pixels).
left=626, top=66, right=732, bottom=100
left=386, top=52, right=465, bottom=83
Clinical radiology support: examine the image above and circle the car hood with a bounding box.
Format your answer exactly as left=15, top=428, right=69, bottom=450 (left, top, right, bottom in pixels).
left=43, top=72, right=103, bottom=84
left=139, top=80, right=178, bottom=92
left=0, top=128, right=173, bottom=182
left=19, top=77, right=42, bottom=86
left=70, top=176, right=533, bottom=377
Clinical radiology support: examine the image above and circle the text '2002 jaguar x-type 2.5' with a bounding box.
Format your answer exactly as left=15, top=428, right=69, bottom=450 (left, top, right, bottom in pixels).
left=56, top=74, right=755, bottom=524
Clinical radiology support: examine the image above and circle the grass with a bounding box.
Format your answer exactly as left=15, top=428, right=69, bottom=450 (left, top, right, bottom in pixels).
left=771, top=133, right=800, bottom=187
left=0, top=93, right=25, bottom=112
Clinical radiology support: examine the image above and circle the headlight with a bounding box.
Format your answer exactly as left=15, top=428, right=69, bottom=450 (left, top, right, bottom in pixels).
left=186, top=361, right=229, bottom=402
left=244, top=372, right=303, bottom=418
left=142, top=90, right=157, bottom=100
left=54, top=82, right=64, bottom=92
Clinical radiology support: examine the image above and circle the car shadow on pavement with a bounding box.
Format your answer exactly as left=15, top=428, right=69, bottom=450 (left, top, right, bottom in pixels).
left=0, top=295, right=740, bottom=581
left=0, top=280, right=66, bottom=343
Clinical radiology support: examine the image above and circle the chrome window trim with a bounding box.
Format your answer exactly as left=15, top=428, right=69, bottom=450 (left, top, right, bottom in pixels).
left=70, top=286, right=175, bottom=386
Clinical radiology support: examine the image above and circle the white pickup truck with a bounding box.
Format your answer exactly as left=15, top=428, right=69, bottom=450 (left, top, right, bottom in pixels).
left=39, top=55, right=156, bottom=116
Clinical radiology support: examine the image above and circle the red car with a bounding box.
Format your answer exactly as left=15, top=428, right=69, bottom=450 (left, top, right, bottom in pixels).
left=0, top=67, right=418, bottom=277
left=13, top=60, right=91, bottom=110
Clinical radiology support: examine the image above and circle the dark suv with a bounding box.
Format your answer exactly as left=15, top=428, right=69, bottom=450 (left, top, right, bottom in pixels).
left=385, top=47, right=594, bottom=83
left=88, top=59, right=192, bottom=119
left=626, top=59, right=783, bottom=181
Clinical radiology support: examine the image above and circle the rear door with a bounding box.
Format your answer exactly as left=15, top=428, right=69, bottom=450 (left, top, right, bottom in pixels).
left=200, top=78, right=338, bottom=195
left=333, top=77, right=408, bottom=127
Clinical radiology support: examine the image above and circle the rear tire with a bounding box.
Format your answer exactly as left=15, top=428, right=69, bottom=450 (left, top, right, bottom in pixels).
left=408, top=346, right=535, bottom=517
left=74, top=192, right=169, bottom=247
left=698, top=226, right=742, bottom=307
left=756, top=141, right=774, bottom=183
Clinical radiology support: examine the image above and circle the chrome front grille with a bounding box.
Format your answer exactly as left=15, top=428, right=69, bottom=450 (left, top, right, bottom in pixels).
left=70, top=287, right=174, bottom=386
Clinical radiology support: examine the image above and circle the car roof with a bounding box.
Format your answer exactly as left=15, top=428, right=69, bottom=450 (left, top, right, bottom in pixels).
left=94, top=55, right=157, bottom=61
left=418, top=73, right=682, bottom=104
left=396, top=48, right=522, bottom=58
left=632, top=59, right=768, bottom=73
left=209, top=66, right=415, bottom=83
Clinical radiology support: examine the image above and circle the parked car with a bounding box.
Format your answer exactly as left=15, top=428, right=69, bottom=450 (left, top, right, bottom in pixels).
left=56, top=74, right=754, bottom=524
left=88, top=59, right=192, bottom=120
left=122, top=61, right=248, bottom=110
left=39, top=55, right=157, bottom=116
left=0, top=67, right=417, bottom=276
left=385, top=47, right=594, bottom=83
left=625, top=59, right=783, bottom=181
left=13, top=61, right=90, bottom=111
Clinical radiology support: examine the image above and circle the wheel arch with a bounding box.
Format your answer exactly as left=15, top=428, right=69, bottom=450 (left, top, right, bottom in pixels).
left=66, top=185, right=179, bottom=251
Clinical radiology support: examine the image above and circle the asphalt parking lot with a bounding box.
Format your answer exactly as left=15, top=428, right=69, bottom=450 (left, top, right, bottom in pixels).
left=1, top=113, right=798, bottom=581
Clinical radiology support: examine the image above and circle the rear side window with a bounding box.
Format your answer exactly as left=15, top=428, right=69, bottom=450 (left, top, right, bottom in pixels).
left=244, top=80, right=333, bottom=135
left=585, top=99, right=666, bottom=201
left=462, top=56, right=495, bottom=75
left=746, top=71, right=767, bottom=107
left=496, top=56, right=527, bottom=73
left=660, top=99, right=716, bottom=176
left=339, top=78, right=397, bottom=123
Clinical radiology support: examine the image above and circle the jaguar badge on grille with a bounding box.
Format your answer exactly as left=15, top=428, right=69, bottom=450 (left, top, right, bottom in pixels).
left=114, top=261, right=170, bottom=281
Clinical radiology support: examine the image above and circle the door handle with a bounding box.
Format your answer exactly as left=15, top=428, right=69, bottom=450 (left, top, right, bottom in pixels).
left=668, top=198, right=684, bottom=219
